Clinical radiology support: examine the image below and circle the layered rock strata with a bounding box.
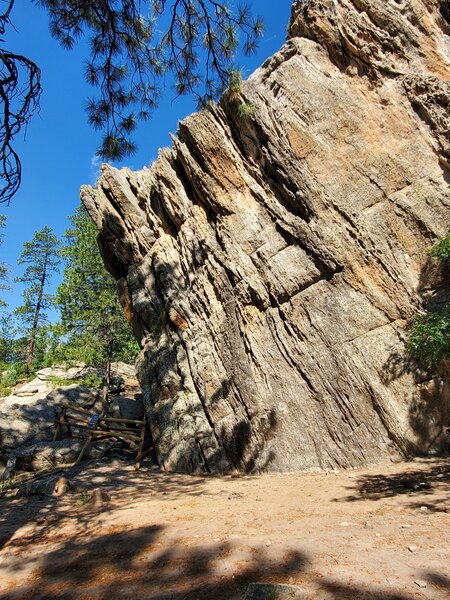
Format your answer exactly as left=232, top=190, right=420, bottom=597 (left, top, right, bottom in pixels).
left=81, top=0, right=450, bottom=472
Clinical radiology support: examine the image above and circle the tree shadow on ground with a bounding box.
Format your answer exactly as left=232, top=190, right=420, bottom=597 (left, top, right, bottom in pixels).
left=0, top=459, right=213, bottom=551
left=0, top=521, right=447, bottom=600
left=334, top=460, right=449, bottom=512
left=317, top=579, right=417, bottom=600
left=0, top=524, right=307, bottom=600
left=1, top=459, right=449, bottom=600
left=422, top=571, right=450, bottom=594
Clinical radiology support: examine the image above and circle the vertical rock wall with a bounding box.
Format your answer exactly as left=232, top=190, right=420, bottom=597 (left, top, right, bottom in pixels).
left=82, top=0, right=450, bottom=472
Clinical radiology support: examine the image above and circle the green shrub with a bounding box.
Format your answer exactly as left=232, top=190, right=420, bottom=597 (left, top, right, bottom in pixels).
left=407, top=309, right=450, bottom=368
left=47, top=370, right=103, bottom=390
left=0, top=383, right=11, bottom=397
left=1, top=361, right=27, bottom=388
left=0, top=476, right=15, bottom=494
left=0, top=360, right=34, bottom=396
left=430, top=233, right=450, bottom=262
left=222, top=70, right=256, bottom=120
left=235, top=100, right=255, bottom=119
left=407, top=232, right=450, bottom=369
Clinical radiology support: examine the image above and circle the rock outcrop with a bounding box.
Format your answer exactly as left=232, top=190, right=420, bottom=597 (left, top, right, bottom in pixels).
left=0, top=363, right=141, bottom=475
left=81, top=0, right=450, bottom=473
left=0, top=385, right=97, bottom=458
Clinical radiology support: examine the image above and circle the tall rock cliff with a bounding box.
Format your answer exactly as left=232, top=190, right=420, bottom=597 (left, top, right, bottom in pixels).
left=81, top=0, right=450, bottom=473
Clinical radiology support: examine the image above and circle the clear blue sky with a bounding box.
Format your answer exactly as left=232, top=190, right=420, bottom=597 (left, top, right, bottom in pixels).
left=1, top=0, right=291, bottom=321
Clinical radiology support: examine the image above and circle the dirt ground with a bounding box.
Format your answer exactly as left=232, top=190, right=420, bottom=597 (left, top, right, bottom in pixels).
left=0, top=457, right=448, bottom=600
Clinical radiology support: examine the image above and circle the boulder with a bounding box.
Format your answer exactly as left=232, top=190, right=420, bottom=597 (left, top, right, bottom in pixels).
left=12, top=377, right=52, bottom=397
left=109, top=394, right=144, bottom=421
left=45, top=384, right=99, bottom=409
left=2, top=439, right=108, bottom=480
left=17, top=474, right=85, bottom=498
left=35, top=363, right=138, bottom=388
left=244, top=583, right=304, bottom=600
left=110, top=362, right=139, bottom=389
left=35, top=364, right=94, bottom=381
left=17, top=474, right=72, bottom=497
left=83, top=488, right=112, bottom=509
left=0, top=385, right=99, bottom=462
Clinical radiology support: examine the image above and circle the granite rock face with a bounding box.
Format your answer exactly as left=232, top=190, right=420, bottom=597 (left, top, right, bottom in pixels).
left=0, top=362, right=139, bottom=470
left=0, top=384, right=98, bottom=466
left=81, top=0, right=450, bottom=472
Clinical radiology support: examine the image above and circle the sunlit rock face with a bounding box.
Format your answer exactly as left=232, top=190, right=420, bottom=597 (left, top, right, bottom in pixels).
left=81, top=0, right=450, bottom=473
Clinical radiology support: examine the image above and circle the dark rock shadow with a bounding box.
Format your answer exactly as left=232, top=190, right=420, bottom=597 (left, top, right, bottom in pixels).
left=217, top=406, right=278, bottom=473
left=0, top=398, right=61, bottom=465
left=382, top=253, right=450, bottom=455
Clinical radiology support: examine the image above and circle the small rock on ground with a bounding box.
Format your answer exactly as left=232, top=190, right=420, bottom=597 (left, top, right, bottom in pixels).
left=244, top=582, right=304, bottom=599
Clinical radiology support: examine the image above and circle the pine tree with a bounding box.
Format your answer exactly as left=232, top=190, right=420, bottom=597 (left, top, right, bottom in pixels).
left=0, top=214, right=9, bottom=304
left=14, top=226, right=61, bottom=370
left=1, top=0, right=263, bottom=203
left=0, top=4, right=41, bottom=204
left=55, top=204, right=139, bottom=402
left=0, top=215, right=19, bottom=374
left=0, top=313, right=13, bottom=364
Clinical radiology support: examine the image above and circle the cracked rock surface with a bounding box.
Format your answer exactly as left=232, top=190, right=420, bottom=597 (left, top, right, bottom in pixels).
left=81, top=0, right=450, bottom=473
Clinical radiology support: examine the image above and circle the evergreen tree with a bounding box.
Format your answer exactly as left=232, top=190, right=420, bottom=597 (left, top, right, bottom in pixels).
left=55, top=204, right=138, bottom=401
left=1, top=0, right=263, bottom=203
left=0, top=214, right=9, bottom=304
left=0, top=312, right=14, bottom=364
left=0, top=214, right=15, bottom=373
left=14, top=225, right=61, bottom=370
left=0, top=313, right=26, bottom=367
left=0, top=3, right=41, bottom=204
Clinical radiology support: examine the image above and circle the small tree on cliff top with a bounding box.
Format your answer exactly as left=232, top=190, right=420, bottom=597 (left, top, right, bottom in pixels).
left=14, top=225, right=61, bottom=370
left=55, top=204, right=138, bottom=400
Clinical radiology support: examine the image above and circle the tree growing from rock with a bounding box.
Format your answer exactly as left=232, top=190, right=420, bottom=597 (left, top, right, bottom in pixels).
left=55, top=204, right=139, bottom=402
left=14, top=225, right=61, bottom=370
left=1, top=0, right=263, bottom=203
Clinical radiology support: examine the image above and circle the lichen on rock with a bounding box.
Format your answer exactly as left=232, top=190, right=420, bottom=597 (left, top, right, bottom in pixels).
left=81, top=0, right=450, bottom=473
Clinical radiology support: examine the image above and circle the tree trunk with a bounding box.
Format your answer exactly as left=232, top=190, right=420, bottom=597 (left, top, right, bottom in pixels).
left=25, top=260, right=47, bottom=372
left=101, top=338, right=113, bottom=410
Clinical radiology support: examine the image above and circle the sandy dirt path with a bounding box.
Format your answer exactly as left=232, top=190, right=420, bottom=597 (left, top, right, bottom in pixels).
left=0, top=458, right=448, bottom=599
